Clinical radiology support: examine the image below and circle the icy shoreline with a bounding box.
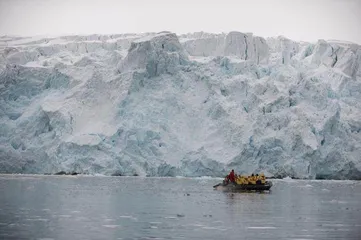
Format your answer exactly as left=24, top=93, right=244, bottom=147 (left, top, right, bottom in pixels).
left=0, top=173, right=360, bottom=182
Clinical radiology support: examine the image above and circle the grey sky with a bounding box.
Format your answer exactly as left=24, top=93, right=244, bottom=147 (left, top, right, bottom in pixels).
left=0, top=0, right=360, bottom=43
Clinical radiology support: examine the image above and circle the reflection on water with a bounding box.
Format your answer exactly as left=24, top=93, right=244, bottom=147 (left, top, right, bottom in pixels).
left=0, top=175, right=360, bottom=239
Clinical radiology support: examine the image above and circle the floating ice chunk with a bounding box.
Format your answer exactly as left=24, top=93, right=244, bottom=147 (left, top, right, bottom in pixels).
left=247, top=226, right=277, bottom=229
left=102, top=225, right=120, bottom=228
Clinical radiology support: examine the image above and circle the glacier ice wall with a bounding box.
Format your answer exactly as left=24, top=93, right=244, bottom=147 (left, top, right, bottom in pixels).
left=0, top=32, right=361, bottom=179
left=179, top=32, right=269, bottom=64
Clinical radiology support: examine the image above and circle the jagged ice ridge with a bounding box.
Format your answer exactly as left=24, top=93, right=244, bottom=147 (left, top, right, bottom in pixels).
left=0, top=31, right=361, bottom=179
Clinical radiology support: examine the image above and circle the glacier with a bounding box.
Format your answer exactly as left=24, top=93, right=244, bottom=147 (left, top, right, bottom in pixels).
left=0, top=31, right=361, bottom=179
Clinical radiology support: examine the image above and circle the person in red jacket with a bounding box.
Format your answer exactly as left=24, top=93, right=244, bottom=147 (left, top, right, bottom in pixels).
left=228, top=169, right=236, bottom=183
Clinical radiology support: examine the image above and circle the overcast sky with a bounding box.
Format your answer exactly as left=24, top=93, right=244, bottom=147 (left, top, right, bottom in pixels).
left=0, top=0, right=360, bottom=43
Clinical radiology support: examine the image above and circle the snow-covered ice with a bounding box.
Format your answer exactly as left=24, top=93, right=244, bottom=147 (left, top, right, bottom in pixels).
left=0, top=31, right=361, bottom=179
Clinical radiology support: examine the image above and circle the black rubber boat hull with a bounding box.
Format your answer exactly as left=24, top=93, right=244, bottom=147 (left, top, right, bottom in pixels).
left=213, top=182, right=273, bottom=191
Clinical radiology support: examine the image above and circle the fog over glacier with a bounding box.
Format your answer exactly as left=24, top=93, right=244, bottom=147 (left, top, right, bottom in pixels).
left=0, top=31, right=361, bottom=179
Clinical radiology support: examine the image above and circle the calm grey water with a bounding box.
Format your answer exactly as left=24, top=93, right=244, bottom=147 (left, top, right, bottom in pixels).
left=0, top=175, right=360, bottom=240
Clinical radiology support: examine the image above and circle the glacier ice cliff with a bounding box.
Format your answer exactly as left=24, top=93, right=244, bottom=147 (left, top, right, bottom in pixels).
left=0, top=32, right=361, bottom=179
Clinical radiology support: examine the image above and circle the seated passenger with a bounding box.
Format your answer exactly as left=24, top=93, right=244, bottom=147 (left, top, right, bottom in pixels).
left=249, top=174, right=256, bottom=184
left=236, top=176, right=243, bottom=185
left=243, top=176, right=249, bottom=185
left=260, top=173, right=266, bottom=184
left=255, top=174, right=262, bottom=185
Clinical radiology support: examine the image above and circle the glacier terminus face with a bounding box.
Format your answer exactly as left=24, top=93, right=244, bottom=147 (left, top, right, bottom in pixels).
left=0, top=31, right=361, bottom=179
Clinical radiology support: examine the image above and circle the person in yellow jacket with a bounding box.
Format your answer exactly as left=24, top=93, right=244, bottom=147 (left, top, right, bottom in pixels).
left=235, top=173, right=268, bottom=185
left=236, top=175, right=249, bottom=185
left=260, top=173, right=266, bottom=184
left=255, top=174, right=262, bottom=184
left=248, top=174, right=256, bottom=184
